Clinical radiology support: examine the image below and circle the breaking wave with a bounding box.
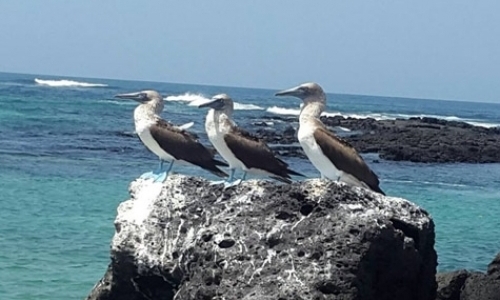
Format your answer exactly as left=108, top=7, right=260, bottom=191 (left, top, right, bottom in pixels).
left=34, top=78, right=108, bottom=87
left=167, top=93, right=264, bottom=110
left=266, top=106, right=341, bottom=117
left=266, top=106, right=500, bottom=128
left=466, top=121, right=500, bottom=128
left=266, top=106, right=301, bottom=116
left=233, top=103, right=264, bottom=110
left=164, top=93, right=208, bottom=102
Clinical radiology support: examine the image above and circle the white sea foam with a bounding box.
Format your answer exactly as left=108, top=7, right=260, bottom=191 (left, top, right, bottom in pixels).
left=165, top=93, right=208, bottom=103
left=266, top=106, right=499, bottom=128
left=322, top=111, right=343, bottom=117
left=170, top=93, right=263, bottom=110
left=34, top=78, right=107, bottom=87
left=463, top=121, right=499, bottom=128
left=233, top=103, right=264, bottom=110
left=336, top=126, right=351, bottom=132
left=266, top=106, right=301, bottom=116
left=388, top=113, right=500, bottom=128
left=266, top=106, right=348, bottom=118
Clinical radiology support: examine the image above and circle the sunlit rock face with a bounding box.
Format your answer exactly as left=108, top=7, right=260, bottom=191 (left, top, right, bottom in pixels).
left=87, top=175, right=436, bottom=300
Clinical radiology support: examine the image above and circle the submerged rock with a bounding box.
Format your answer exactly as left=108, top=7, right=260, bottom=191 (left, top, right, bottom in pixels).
left=87, top=175, right=437, bottom=300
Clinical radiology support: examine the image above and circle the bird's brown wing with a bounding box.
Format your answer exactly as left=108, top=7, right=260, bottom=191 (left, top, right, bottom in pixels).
left=224, top=127, right=299, bottom=180
left=149, top=120, right=227, bottom=177
left=155, top=119, right=198, bottom=140
left=313, top=124, right=384, bottom=194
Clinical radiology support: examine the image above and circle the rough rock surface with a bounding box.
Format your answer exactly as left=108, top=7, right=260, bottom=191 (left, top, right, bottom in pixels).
left=435, top=270, right=470, bottom=300
left=460, top=272, right=500, bottom=300
left=487, top=252, right=500, bottom=279
left=435, top=253, right=500, bottom=300
left=253, top=116, right=500, bottom=163
left=87, top=175, right=437, bottom=300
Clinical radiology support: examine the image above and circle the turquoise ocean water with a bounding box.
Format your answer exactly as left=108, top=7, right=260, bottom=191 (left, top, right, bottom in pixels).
left=1, top=72, right=499, bottom=299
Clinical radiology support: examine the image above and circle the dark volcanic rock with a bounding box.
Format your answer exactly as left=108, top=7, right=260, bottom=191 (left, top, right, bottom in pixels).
left=345, top=117, right=500, bottom=163
left=460, top=272, right=500, bottom=300
left=435, top=253, right=500, bottom=300
left=86, top=265, right=114, bottom=300
left=87, top=175, right=437, bottom=300
left=436, top=270, right=470, bottom=300
left=256, top=115, right=500, bottom=163
left=487, top=252, right=500, bottom=279
left=459, top=253, right=500, bottom=300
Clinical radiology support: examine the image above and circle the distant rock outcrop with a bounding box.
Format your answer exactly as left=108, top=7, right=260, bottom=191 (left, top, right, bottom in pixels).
left=436, top=252, right=500, bottom=300
left=86, top=175, right=437, bottom=300
left=256, top=116, right=500, bottom=163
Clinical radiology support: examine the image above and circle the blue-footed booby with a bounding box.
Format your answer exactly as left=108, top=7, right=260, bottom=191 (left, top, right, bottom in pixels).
left=275, top=83, right=385, bottom=195
left=196, top=93, right=304, bottom=187
left=115, top=90, right=228, bottom=182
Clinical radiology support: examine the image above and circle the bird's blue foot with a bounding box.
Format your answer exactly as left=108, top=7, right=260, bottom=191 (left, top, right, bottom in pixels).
left=140, top=168, right=164, bottom=180
left=209, top=180, right=228, bottom=186
left=153, top=171, right=168, bottom=183
left=223, top=179, right=242, bottom=189
left=140, top=160, right=169, bottom=181
left=140, top=171, right=156, bottom=179
left=208, top=179, right=242, bottom=189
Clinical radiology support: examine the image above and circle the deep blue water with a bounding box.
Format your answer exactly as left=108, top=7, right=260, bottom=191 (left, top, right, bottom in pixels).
left=1, top=72, right=499, bottom=299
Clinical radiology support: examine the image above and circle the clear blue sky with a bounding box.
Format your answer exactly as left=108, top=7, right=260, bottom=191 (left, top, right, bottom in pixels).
left=1, top=1, right=499, bottom=102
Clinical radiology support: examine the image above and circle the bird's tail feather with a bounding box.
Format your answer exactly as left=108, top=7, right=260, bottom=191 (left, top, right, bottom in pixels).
left=287, top=168, right=306, bottom=177
left=213, top=158, right=229, bottom=167
left=206, top=166, right=228, bottom=178
left=370, top=185, right=385, bottom=196
left=276, top=157, right=305, bottom=178
left=270, top=175, right=292, bottom=184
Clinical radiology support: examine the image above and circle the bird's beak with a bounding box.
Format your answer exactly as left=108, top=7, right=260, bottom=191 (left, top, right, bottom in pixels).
left=275, top=86, right=301, bottom=97
left=195, top=98, right=224, bottom=109
left=114, top=92, right=146, bottom=103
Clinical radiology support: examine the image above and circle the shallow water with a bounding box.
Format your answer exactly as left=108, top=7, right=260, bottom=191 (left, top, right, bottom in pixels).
left=1, top=72, right=499, bottom=299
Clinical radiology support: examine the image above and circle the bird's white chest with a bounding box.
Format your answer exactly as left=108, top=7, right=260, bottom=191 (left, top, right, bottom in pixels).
left=134, top=118, right=175, bottom=161
left=205, top=110, right=245, bottom=169
left=298, top=123, right=341, bottom=179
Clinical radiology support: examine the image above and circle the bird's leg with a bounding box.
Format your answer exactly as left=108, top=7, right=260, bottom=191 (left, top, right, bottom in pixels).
left=228, top=168, right=235, bottom=182
left=153, top=160, right=173, bottom=183
left=156, top=160, right=165, bottom=173
left=224, top=171, right=245, bottom=189
left=165, top=160, right=174, bottom=174
left=210, top=168, right=235, bottom=186
left=140, top=159, right=164, bottom=179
